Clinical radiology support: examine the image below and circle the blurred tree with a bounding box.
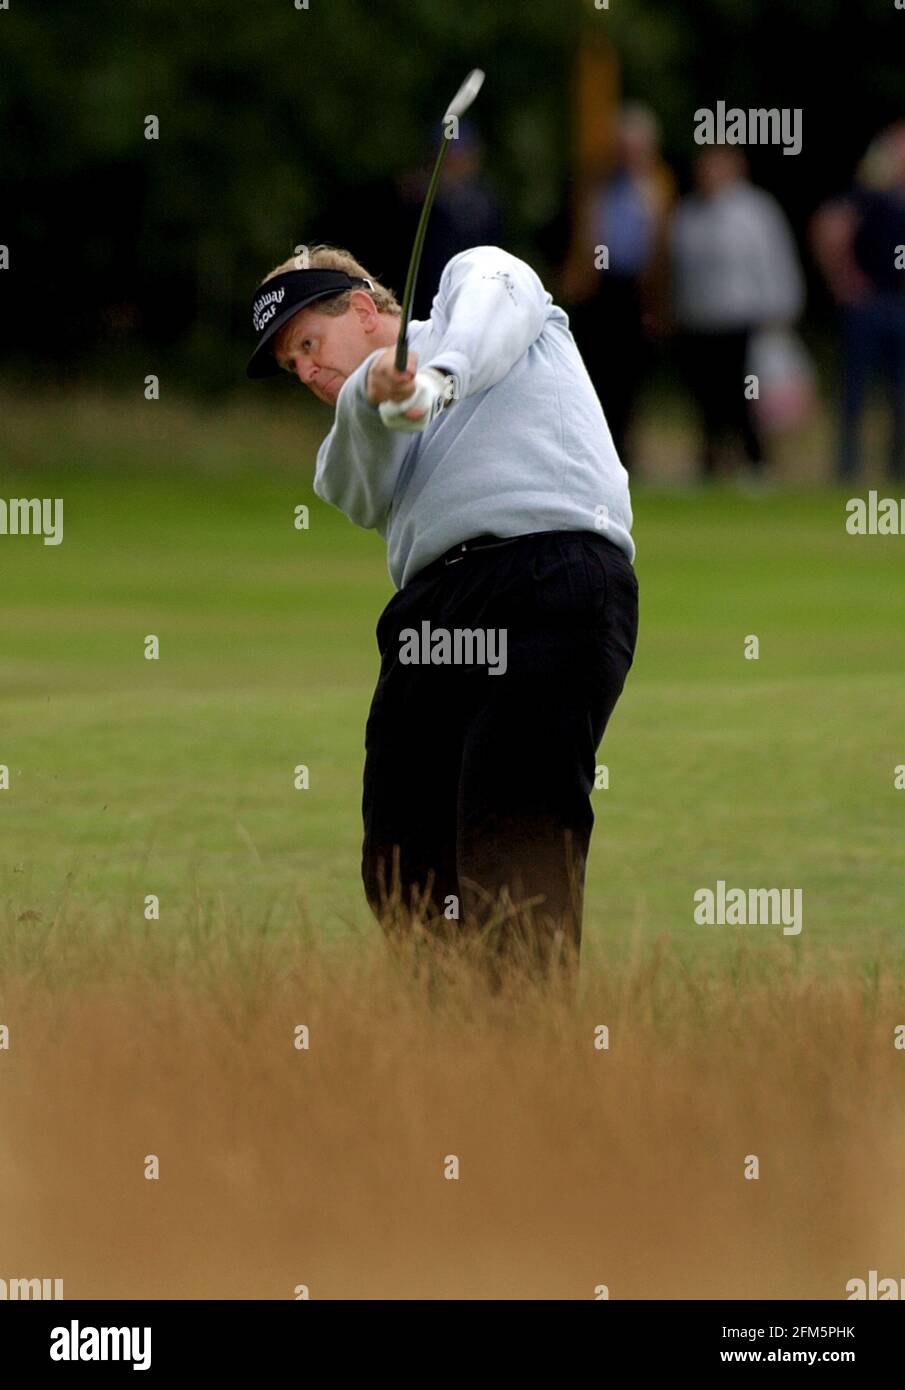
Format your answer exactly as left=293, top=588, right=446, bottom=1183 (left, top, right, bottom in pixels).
left=0, top=0, right=579, bottom=389
left=1, top=0, right=903, bottom=391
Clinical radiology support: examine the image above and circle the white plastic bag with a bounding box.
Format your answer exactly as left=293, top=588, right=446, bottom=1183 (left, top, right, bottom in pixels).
left=747, top=329, right=818, bottom=433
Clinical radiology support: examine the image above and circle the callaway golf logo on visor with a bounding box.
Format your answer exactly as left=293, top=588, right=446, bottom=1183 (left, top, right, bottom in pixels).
left=246, top=268, right=374, bottom=377
left=252, top=285, right=286, bottom=333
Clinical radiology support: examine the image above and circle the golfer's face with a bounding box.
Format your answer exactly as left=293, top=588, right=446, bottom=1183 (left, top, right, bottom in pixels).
left=273, top=305, right=367, bottom=405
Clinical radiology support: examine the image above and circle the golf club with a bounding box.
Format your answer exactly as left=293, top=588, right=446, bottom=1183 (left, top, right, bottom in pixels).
left=393, top=67, right=486, bottom=371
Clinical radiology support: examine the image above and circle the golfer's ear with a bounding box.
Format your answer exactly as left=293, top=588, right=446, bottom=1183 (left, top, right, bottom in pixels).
left=349, top=289, right=379, bottom=327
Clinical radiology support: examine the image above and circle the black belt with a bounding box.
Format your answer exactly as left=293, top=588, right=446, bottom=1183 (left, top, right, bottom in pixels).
left=412, top=530, right=621, bottom=584
left=439, top=529, right=622, bottom=567
left=440, top=533, right=527, bottom=566
left=406, top=533, right=532, bottom=585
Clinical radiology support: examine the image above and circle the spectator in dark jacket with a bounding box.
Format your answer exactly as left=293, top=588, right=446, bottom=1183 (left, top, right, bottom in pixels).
left=811, top=122, right=905, bottom=481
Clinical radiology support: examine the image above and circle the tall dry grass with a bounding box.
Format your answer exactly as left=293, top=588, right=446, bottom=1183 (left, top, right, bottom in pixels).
left=1, top=904, right=903, bottom=1300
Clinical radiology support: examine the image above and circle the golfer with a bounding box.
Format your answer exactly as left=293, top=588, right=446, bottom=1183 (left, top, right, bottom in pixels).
left=247, top=243, right=638, bottom=981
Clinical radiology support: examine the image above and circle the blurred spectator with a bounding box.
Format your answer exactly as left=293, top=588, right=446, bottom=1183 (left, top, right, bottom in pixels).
left=811, top=122, right=905, bottom=481
left=671, top=149, right=805, bottom=480
left=561, top=103, right=675, bottom=468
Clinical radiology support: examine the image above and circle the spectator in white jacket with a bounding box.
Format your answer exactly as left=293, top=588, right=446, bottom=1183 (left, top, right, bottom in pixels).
left=671, top=149, right=805, bottom=479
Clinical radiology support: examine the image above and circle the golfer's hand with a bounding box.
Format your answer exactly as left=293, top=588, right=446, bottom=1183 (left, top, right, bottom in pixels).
left=374, top=360, right=456, bottom=434
left=367, top=349, right=422, bottom=417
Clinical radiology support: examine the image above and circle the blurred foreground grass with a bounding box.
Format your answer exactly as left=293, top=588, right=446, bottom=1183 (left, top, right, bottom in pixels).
left=1, top=919, right=903, bottom=1298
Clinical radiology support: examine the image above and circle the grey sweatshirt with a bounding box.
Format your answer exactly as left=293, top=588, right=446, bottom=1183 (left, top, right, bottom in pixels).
left=313, top=245, right=635, bottom=590
left=671, top=180, right=805, bottom=332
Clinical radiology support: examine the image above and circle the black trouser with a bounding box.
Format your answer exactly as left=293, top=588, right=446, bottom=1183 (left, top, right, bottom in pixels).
left=681, top=328, right=764, bottom=476
left=361, top=530, right=639, bottom=978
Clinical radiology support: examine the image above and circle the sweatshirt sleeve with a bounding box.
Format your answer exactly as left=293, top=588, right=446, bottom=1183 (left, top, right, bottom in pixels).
left=313, top=349, right=413, bottom=531
left=421, top=246, right=551, bottom=399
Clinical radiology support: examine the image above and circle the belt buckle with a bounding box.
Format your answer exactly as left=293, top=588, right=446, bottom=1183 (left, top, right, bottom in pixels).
left=445, top=543, right=468, bottom=566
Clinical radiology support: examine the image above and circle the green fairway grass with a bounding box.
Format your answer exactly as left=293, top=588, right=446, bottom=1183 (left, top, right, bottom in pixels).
left=2, top=390, right=903, bottom=973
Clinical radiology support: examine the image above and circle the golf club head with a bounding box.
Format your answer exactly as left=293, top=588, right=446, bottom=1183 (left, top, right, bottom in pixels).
left=444, top=68, right=485, bottom=125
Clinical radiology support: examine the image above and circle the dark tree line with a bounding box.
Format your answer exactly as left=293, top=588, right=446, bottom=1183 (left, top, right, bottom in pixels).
left=0, top=0, right=901, bottom=392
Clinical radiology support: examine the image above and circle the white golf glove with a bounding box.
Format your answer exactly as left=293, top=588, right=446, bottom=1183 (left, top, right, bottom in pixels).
left=379, top=368, right=456, bottom=432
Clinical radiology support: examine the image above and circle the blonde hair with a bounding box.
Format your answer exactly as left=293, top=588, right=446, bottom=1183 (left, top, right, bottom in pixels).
left=856, top=122, right=905, bottom=191
left=262, top=244, right=401, bottom=317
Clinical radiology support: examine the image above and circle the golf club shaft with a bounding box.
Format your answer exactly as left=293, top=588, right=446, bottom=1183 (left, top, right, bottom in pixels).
left=394, top=137, right=451, bottom=372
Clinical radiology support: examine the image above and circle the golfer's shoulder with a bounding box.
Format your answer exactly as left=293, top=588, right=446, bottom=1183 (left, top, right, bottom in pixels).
left=440, top=245, right=546, bottom=295
left=442, top=244, right=542, bottom=282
